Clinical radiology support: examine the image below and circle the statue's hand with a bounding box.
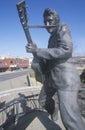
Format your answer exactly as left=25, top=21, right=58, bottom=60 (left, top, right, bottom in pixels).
left=26, top=43, right=37, bottom=54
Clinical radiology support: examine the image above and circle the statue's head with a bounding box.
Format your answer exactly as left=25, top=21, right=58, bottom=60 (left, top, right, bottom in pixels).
left=43, top=8, right=60, bottom=33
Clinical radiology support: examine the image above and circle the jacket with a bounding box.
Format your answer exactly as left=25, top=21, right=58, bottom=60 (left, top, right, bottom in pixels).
left=33, top=23, right=80, bottom=90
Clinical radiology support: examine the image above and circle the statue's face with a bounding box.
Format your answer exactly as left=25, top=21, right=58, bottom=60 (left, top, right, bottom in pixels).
left=44, top=14, right=56, bottom=33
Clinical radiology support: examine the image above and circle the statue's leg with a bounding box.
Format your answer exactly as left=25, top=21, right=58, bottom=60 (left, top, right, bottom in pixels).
left=38, top=86, right=47, bottom=109
left=39, top=86, right=59, bottom=121
left=58, top=89, right=85, bottom=130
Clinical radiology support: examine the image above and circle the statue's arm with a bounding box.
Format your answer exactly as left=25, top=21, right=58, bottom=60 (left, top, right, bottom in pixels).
left=35, top=24, right=73, bottom=60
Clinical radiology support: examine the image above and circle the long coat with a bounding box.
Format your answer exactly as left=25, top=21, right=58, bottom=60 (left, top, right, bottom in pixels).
left=33, top=23, right=80, bottom=92
left=32, top=23, right=85, bottom=130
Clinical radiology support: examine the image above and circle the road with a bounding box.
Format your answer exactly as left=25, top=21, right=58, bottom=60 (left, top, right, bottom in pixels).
left=0, top=69, right=32, bottom=92
left=0, top=69, right=29, bottom=81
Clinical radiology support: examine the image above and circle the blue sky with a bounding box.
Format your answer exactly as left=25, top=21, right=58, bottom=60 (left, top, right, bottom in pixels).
left=0, top=0, right=85, bottom=58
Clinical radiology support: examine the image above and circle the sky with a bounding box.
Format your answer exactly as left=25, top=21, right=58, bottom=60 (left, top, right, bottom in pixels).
left=0, top=0, right=85, bottom=58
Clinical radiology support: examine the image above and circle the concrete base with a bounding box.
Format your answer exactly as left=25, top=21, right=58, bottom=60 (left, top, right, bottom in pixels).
left=8, top=111, right=66, bottom=130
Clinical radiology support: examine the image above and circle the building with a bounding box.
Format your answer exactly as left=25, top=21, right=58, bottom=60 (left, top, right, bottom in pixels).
left=0, top=56, right=29, bottom=72
left=0, top=56, right=85, bottom=73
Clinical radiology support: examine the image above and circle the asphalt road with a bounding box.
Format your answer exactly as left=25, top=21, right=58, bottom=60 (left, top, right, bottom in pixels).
left=0, top=69, right=32, bottom=92
left=0, top=69, right=29, bottom=81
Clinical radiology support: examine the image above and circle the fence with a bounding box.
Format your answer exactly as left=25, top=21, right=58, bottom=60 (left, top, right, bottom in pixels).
left=0, top=94, right=42, bottom=130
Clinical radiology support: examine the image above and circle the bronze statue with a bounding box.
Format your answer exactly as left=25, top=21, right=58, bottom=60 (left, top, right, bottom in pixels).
left=26, top=8, right=85, bottom=130
left=16, top=1, right=85, bottom=129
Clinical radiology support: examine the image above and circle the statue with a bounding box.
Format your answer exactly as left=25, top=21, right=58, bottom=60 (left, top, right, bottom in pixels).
left=16, top=1, right=85, bottom=129
left=26, top=8, right=85, bottom=130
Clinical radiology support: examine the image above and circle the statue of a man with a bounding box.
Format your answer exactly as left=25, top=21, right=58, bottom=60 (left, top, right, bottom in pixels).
left=26, top=8, right=85, bottom=130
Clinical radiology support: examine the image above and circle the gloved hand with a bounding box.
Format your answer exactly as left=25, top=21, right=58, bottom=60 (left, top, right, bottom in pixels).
left=26, top=43, right=37, bottom=54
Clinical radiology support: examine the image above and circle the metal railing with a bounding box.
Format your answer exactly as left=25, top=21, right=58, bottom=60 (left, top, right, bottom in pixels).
left=0, top=94, right=42, bottom=129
